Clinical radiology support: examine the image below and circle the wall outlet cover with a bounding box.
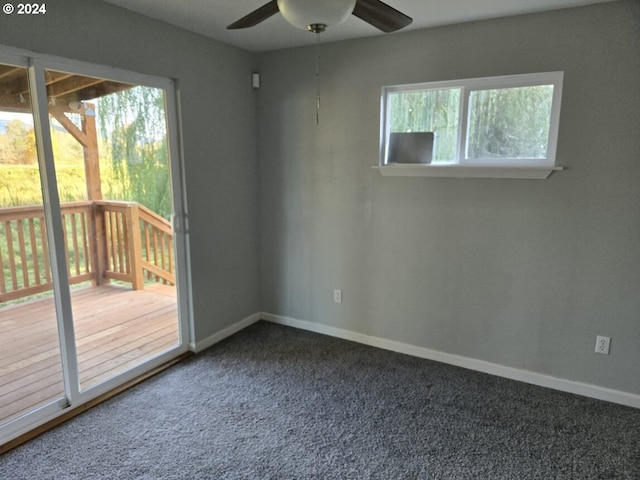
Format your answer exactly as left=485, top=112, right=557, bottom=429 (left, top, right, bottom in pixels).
left=333, top=289, right=342, bottom=304
left=595, top=335, right=611, bottom=354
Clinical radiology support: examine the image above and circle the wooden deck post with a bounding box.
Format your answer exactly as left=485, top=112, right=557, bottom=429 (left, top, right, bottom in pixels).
left=127, top=204, right=145, bottom=290
left=49, top=103, right=107, bottom=285
left=81, top=103, right=102, bottom=202
left=91, top=203, right=108, bottom=286
left=83, top=105, right=109, bottom=285
left=48, top=103, right=102, bottom=202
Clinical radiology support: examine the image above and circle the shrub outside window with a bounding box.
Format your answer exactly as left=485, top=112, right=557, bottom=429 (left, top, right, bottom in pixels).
left=381, top=72, right=563, bottom=168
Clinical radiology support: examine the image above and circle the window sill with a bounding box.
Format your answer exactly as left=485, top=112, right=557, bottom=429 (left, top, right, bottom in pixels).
left=373, top=164, right=563, bottom=179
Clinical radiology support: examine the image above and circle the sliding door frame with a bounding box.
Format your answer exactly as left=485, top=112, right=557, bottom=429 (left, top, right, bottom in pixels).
left=0, top=50, right=70, bottom=444
left=29, top=61, right=82, bottom=407
left=0, top=45, right=193, bottom=444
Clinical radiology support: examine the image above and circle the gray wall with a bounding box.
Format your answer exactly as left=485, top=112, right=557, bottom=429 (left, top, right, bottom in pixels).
left=257, top=1, right=640, bottom=394
left=2, top=0, right=638, bottom=397
left=0, top=0, right=260, bottom=343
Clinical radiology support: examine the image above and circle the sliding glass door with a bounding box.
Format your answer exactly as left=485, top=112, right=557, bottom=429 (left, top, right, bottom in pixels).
left=0, top=61, right=66, bottom=427
left=43, top=69, right=183, bottom=391
left=0, top=51, right=190, bottom=443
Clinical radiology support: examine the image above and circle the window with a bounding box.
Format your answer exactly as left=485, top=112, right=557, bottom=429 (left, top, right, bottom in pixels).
left=379, top=72, right=563, bottom=178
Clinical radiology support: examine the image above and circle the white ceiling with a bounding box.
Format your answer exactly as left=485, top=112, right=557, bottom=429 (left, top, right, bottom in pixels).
left=100, top=0, right=618, bottom=52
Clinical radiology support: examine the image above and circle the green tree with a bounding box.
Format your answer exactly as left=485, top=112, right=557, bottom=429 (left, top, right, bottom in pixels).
left=97, top=86, right=171, bottom=219
left=389, top=88, right=460, bottom=162
left=4, top=120, right=37, bottom=165
left=467, top=85, right=553, bottom=160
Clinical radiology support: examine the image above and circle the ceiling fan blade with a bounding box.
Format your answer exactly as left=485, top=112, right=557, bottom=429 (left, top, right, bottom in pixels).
left=227, top=1, right=280, bottom=29
left=352, top=0, right=413, bottom=33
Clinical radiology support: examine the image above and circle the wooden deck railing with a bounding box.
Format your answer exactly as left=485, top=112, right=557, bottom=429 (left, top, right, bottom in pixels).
left=0, top=200, right=174, bottom=303
left=138, top=204, right=175, bottom=286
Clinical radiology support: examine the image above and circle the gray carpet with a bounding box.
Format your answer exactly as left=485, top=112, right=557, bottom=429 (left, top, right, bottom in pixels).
left=2, top=321, right=639, bottom=479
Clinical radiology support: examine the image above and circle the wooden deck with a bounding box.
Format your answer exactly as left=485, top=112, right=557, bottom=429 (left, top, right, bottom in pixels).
left=0, top=284, right=179, bottom=425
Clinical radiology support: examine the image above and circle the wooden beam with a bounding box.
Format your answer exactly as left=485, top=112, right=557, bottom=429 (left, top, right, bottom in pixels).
left=81, top=103, right=102, bottom=201
left=48, top=77, right=104, bottom=100
left=48, top=102, right=103, bottom=202
left=48, top=106, right=88, bottom=146
left=0, top=65, right=23, bottom=80
left=16, top=72, right=73, bottom=95
left=0, top=66, right=29, bottom=111
left=44, top=71, right=74, bottom=86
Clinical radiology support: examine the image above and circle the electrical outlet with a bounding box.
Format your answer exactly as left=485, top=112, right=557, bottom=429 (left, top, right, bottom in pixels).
left=595, top=335, right=611, bottom=355
left=333, top=289, right=342, bottom=304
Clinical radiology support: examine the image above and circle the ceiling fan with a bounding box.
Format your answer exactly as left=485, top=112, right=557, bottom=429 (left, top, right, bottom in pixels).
left=227, top=0, right=413, bottom=34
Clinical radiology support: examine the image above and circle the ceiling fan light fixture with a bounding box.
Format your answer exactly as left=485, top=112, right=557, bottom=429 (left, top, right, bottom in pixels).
left=277, top=0, right=357, bottom=32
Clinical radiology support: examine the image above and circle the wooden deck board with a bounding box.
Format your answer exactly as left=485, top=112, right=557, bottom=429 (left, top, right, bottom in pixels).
left=0, top=284, right=179, bottom=424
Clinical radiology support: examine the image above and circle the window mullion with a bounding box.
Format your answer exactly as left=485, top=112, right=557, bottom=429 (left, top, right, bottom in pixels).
left=457, top=86, right=470, bottom=166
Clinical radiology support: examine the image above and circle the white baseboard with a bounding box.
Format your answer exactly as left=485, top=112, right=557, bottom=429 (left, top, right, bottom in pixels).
left=260, top=312, right=640, bottom=410
left=193, top=312, right=261, bottom=353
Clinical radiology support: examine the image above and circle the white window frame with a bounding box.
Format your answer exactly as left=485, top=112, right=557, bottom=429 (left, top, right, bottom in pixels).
left=377, top=72, right=564, bottom=179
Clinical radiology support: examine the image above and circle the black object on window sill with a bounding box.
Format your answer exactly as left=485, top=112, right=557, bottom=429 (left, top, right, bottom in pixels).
left=387, top=132, right=434, bottom=164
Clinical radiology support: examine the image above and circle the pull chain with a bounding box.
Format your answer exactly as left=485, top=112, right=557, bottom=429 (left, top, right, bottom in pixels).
left=315, top=31, right=321, bottom=125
